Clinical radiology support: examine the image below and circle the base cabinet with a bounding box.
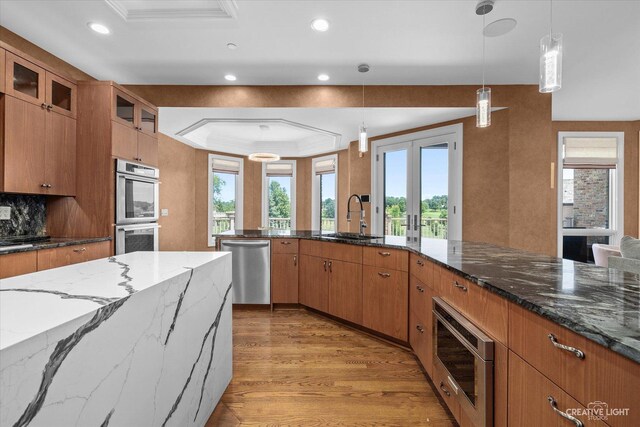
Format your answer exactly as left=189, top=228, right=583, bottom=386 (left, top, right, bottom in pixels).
left=409, top=276, right=434, bottom=377
left=327, top=259, right=362, bottom=324
left=271, top=253, right=299, bottom=303
left=362, top=265, right=408, bottom=341
left=37, top=241, right=111, bottom=271
left=299, top=255, right=328, bottom=312
left=0, top=251, right=37, bottom=279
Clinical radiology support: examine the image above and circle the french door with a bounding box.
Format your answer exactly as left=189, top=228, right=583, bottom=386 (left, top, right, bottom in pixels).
left=373, top=124, right=462, bottom=242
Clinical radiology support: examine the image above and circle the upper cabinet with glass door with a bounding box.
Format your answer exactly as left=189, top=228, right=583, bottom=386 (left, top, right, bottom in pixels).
left=45, top=73, right=77, bottom=118
left=137, top=102, right=158, bottom=137
left=111, top=87, right=157, bottom=137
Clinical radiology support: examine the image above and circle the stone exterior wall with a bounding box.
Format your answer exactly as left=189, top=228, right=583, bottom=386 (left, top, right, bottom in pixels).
left=572, top=169, right=610, bottom=228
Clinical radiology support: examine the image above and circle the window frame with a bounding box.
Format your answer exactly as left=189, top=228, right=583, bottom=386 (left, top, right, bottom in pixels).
left=261, top=160, right=297, bottom=230
left=556, top=131, right=624, bottom=257
left=311, top=154, right=338, bottom=232
left=208, top=153, right=244, bottom=247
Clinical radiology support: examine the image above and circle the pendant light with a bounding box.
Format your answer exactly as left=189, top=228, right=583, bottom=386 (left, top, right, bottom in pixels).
left=539, top=0, right=563, bottom=93
left=358, top=64, right=370, bottom=153
left=476, top=4, right=491, bottom=128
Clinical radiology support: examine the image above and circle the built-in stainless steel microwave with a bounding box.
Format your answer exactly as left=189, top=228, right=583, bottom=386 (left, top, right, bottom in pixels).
left=115, top=223, right=160, bottom=255
left=433, top=297, right=494, bottom=427
left=115, top=159, right=160, bottom=225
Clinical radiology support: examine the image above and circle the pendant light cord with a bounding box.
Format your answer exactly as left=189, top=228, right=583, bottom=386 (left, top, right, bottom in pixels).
left=482, top=13, right=486, bottom=90
left=362, top=80, right=365, bottom=126
left=549, top=0, right=553, bottom=38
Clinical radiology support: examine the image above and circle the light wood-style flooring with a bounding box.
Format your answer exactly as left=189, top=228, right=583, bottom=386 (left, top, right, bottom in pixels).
left=206, top=308, right=455, bottom=426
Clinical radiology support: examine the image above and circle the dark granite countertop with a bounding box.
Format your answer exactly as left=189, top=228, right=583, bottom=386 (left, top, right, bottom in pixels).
left=217, top=230, right=640, bottom=363
left=0, top=236, right=112, bottom=255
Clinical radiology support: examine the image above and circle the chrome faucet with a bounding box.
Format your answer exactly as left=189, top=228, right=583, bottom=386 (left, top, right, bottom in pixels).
left=347, top=194, right=367, bottom=236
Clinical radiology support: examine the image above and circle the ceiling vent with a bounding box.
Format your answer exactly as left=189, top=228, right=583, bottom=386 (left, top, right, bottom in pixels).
left=104, top=0, right=238, bottom=22
left=475, top=0, right=494, bottom=15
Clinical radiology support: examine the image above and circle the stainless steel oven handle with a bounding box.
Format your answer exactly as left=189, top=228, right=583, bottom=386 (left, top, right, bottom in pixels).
left=547, top=396, right=584, bottom=427
left=116, top=224, right=161, bottom=231
left=446, top=375, right=459, bottom=395
left=548, top=334, right=585, bottom=359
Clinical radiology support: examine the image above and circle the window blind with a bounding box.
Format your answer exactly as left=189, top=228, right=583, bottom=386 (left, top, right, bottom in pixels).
left=563, top=137, right=618, bottom=168
left=266, top=162, right=294, bottom=177
left=212, top=158, right=241, bottom=175
left=314, top=159, right=336, bottom=175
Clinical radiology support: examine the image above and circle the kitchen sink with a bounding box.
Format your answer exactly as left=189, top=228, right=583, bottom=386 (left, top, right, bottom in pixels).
left=322, top=233, right=382, bottom=241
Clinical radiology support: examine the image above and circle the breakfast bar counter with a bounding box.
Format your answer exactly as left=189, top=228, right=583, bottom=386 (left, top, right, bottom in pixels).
left=0, top=251, right=232, bottom=427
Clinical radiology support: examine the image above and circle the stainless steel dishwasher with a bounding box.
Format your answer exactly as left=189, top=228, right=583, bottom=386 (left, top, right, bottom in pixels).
left=220, top=239, right=271, bottom=304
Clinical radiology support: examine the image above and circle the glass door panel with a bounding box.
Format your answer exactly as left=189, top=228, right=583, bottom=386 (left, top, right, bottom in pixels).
left=46, top=73, right=76, bottom=118
left=116, top=95, right=135, bottom=124
left=419, top=143, right=449, bottom=239
left=140, top=107, right=157, bottom=135
left=13, top=62, right=39, bottom=99
left=6, top=53, right=46, bottom=105
left=384, top=149, right=409, bottom=238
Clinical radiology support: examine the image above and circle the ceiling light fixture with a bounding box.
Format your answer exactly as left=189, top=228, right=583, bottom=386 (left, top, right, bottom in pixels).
left=224, top=74, right=237, bottom=81
left=87, top=22, right=110, bottom=35
left=476, top=2, right=492, bottom=128
left=227, top=43, right=238, bottom=50
left=317, top=74, right=330, bottom=82
left=483, top=18, right=517, bottom=37
left=539, top=0, right=563, bottom=93
left=358, top=64, right=370, bottom=153
left=311, top=18, right=330, bottom=32
left=249, top=153, right=280, bottom=163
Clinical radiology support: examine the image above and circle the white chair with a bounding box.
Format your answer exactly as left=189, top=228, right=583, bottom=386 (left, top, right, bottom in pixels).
left=592, top=244, right=621, bottom=267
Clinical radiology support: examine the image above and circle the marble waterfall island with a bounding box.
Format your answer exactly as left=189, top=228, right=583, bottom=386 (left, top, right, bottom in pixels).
left=0, top=251, right=232, bottom=427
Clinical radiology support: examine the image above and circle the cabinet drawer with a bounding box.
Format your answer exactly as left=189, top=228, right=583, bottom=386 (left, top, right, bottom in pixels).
left=409, top=253, right=433, bottom=288
left=509, top=351, right=608, bottom=427
left=37, top=241, right=111, bottom=271
left=362, top=265, right=408, bottom=341
left=432, top=359, right=461, bottom=423
left=363, top=246, right=408, bottom=271
left=0, top=251, right=38, bottom=279
left=410, top=274, right=432, bottom=321
left=300, top=239, right=323, bottom=257
left=272, top=239, right=299, bottom=254
left=323, top=242, right=362, bottom=264
left=436, top=267, right=508, bottom=344
left=510, top=304, right=639, bottom=427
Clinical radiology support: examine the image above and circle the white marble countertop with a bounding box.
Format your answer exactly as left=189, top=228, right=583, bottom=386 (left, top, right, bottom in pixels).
left=0, top=251, right=230, bottom=351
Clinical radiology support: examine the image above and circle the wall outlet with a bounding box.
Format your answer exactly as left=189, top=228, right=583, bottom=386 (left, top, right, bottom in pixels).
left=161, top=208, right=169, bottom=217
left=0, top=206, right=11, bottom=220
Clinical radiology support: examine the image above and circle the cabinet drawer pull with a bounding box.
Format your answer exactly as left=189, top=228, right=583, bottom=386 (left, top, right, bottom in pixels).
left=378, top=251, right=391, bottom=257
left=416, top=285, right=425, bottom=293
left=328, top=261, right=332, bottom=273
left=280, top=241, right=292, bottom=245
left=293, top=255, right=297, bottom=266
left=378, top=272, right=391, bottom=278
left=416, top=259, right=425, bottom=266
left=416, top=325, right=424, bottom=333
left=73, top=247, right=87, bottom=253
left=547, top=396, right=584, bottom=427
left=323, top=260, right=327, bottom=272
left=548, top=334, right=585, bottom=359
left=439, top=381, right=451, bottom=397
left=453, top=281, right=467, bottom=292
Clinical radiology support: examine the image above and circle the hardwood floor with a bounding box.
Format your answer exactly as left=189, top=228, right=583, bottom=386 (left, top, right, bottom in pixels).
left=206, top=308, right=455, bottom=426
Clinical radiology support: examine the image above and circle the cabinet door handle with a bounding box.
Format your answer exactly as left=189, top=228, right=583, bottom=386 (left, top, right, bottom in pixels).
left=453, top=281, right=467, bottom=292
left=548, top=334, right=585, bottom=359
left=47, top=104, right=53, bottom=111
left=41, top=183, right=48, bottom=188
left=323, top=260, right=327, bottom=271
left=281, top=241, right=292, bottom=245
left=378, top=251, right=391, bottom=257
left=293, top=255, right=297, bottom=266
left=439, top=381, right=451, bottom=397
left=415, top=325, right=424, bottom=333
left=416, top=259, right=425, bottom=266
left=416, top=285, right=424, bottom=293
left=378, top=272, right=391, bottom=278
left=41, top=103, right=48, bottom=110
left=328, top=261, right=332, bottom=272
left=547, top=396, right=584, bottom=427
left=73, top=247, right=87, bottom=253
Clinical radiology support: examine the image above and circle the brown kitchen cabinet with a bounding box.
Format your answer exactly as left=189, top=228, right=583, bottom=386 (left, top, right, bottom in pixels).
left=37, top=241, right=111, bottom=271
left=362, top=265, right=409, bottom=341
left=0, top=251, right=38, bottom=279
left=271, top=253, right=299, bottom=303
left=299, top=254, right=328, bottom=312
left=409, top=274, right=434, bottom=376
left=0, top=48, right=6, bottom=93
left=327, top=258, right=362, bottom=324
left=4, top=52, right=46, bottom=107
left=111, top=87, right=158, bottom=166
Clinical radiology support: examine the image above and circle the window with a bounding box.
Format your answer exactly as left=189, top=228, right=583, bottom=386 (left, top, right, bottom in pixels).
left=208, top=154, right=243, bottom=246
left=372, top=124, right=463, bottom=242
left=262, top=160, right=296, bottom=230
left=557, top=132, right=624, bottom=261
left=312, top=155, right=338, bottom=232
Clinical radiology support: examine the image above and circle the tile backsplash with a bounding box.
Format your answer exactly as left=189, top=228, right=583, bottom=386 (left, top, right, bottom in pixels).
left=0, top=194, right=46, bottom=237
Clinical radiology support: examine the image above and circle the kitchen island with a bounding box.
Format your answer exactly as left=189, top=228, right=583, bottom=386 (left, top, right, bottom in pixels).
left=0, top=251, right=232, bottom=427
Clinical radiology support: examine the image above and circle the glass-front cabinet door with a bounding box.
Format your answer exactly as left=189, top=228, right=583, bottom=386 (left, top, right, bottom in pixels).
left=112, top=88, right=137, bottom=128
left=138, top=103, right=157, bottom=136
left=5, top=52, right=46, bottom=106
left=45, top=73, right=77, bottom=118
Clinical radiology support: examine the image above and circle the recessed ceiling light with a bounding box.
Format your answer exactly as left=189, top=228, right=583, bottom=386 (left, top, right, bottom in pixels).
left=317, top=74, right=330, bottom=81
left=311, top=18, right=330, bottom=32
left=87, top=22, right=110, bottom=35
left=224, top=74, right=237, bottom=81
left=483, top=18, right=517, bottom=37
left=227, top=43, right=238, bottom=50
